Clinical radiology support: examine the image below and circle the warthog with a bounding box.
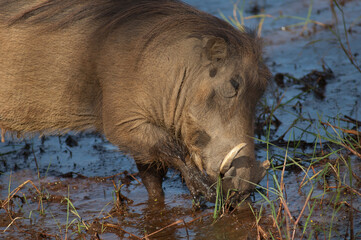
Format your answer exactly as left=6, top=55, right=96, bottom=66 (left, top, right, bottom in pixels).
left=0, top=0, right=270, bottom=202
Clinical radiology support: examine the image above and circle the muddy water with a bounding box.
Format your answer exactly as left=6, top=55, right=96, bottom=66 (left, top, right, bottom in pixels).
left=0, top=134, right=263, bottom=239
left=1, top=0, right=361, bottom=239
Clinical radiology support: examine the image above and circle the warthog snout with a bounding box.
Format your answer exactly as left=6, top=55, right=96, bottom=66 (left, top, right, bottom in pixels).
left=221, top=144, right=270, bottom=198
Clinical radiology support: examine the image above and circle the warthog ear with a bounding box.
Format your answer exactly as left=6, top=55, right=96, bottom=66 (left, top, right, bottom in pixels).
left=204, top=37, right=228, bottom=63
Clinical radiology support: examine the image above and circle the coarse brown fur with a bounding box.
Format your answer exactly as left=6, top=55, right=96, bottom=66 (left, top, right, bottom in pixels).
left=0, top=0, right=270, bottom=201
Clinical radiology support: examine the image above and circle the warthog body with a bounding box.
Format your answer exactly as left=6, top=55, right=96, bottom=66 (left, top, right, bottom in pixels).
left=0, top=0, right=270, bottom=202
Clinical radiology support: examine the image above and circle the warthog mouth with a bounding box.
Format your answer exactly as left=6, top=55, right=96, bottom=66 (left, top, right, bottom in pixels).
left=170, top=145, right=270, bottom=203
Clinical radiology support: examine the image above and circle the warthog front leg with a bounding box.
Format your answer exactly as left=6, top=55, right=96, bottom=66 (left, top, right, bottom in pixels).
left=136, top=162, right=167, bottom=202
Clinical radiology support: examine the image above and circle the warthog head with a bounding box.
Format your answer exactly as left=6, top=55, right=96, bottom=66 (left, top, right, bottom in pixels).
left=177, top=35, right=271, bottom=201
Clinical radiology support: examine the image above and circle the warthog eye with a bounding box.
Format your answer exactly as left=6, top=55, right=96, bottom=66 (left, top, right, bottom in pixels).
left=230, top=78, right=240, bottom=91
left=209, top=68, right=217, bottom=78
left=220, top=75, right=241, bottom=98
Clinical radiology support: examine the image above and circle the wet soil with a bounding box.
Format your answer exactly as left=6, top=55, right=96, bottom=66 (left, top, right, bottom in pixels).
left=1, top=0, right=361, bottom=239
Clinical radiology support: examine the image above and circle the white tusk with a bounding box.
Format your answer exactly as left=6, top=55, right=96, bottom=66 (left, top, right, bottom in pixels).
left=193, top=154, right=204, bottom=172
left=262, top=160, right=270, bottom=170
left=220, top=143, right=247, bottom=174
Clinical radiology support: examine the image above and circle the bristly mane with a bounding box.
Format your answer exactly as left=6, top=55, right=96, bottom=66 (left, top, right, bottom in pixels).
left=1, top=0, right=258, bottom=56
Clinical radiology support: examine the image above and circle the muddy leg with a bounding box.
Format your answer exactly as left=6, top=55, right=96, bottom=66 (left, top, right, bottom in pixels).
left=136, top=162, right=167, bottom=202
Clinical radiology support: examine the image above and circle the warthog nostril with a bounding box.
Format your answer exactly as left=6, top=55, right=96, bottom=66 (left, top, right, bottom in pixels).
left=262, top=160, right=270, bottom=170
